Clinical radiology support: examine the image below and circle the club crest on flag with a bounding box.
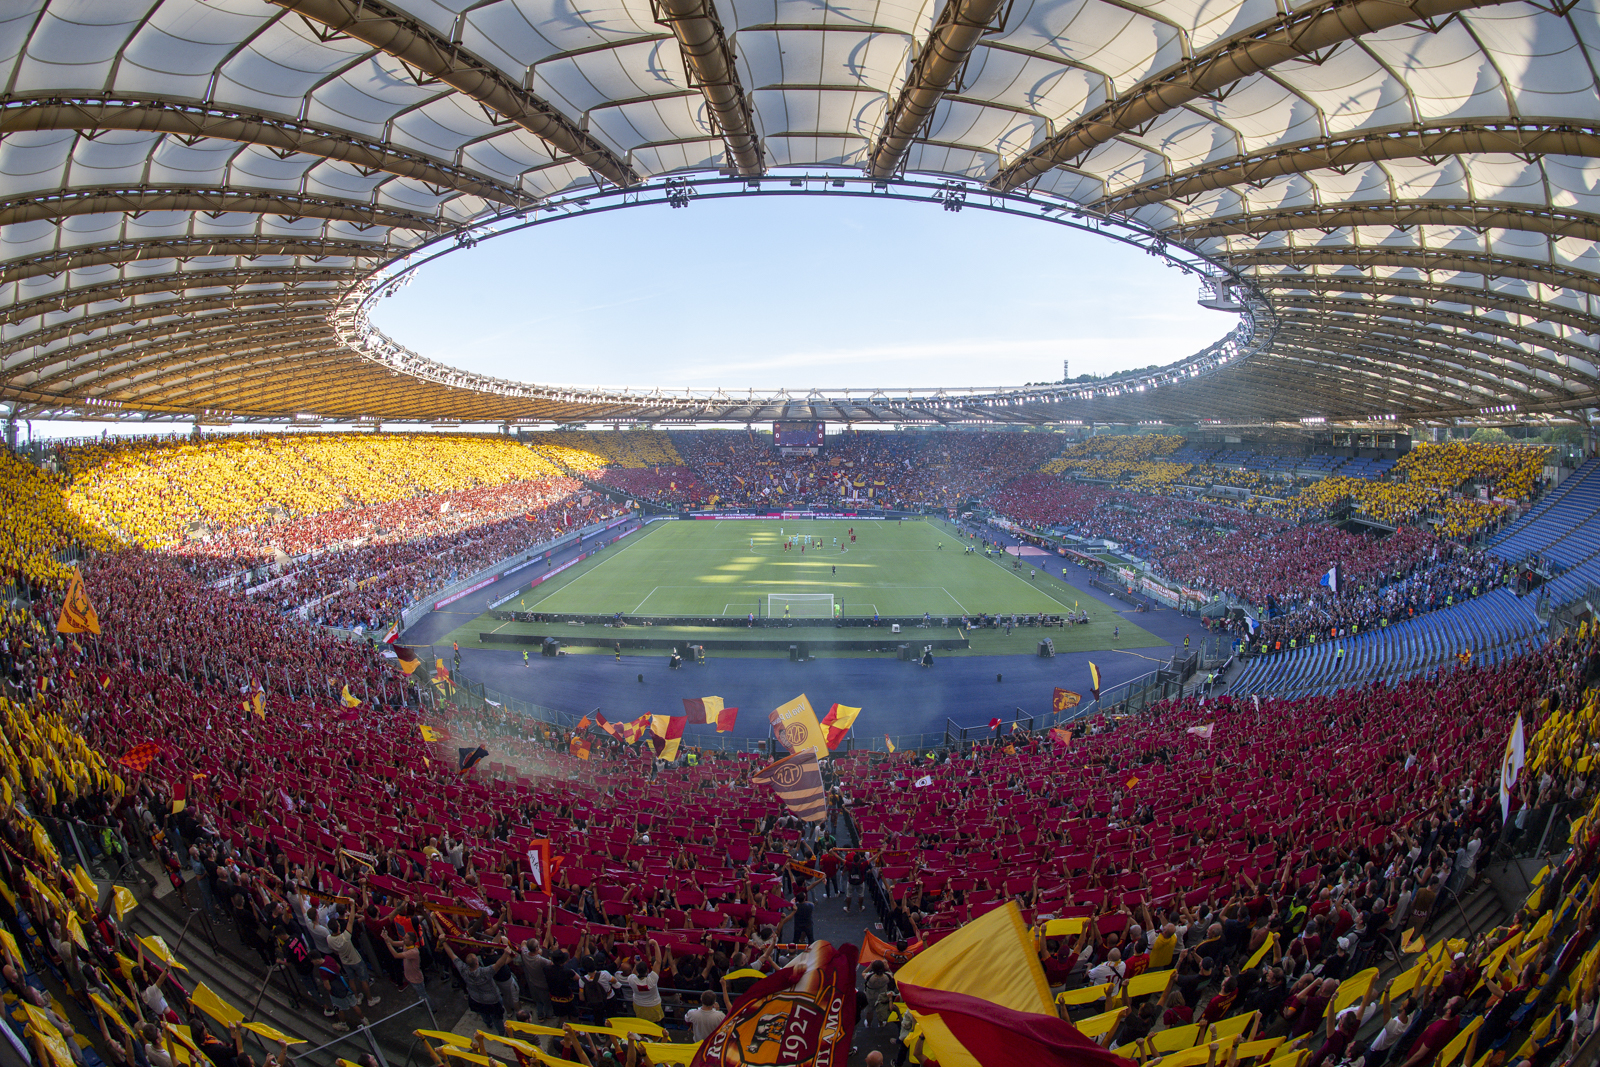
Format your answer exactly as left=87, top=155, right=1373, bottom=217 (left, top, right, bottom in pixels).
left=56, top=568, right=101, bottom=636
left=1051, top=688, right=1080, bottom=712
left=692, top=941, right=857, bottom=1067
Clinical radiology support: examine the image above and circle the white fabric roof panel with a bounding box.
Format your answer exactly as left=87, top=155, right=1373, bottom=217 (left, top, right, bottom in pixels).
left=1, top=0, right=1599, bottom=424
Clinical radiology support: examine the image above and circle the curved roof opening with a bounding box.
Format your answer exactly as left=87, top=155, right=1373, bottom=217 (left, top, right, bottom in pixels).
left=3, top=0, right=1599, bottom=427
left=369, top=192, right=1237, bottom=390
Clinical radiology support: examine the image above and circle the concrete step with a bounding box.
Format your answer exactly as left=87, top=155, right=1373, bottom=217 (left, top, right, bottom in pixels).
left=122, top=888, right=443, bottom=1067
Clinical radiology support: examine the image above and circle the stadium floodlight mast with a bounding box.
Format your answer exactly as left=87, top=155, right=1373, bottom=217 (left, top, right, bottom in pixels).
left=325, top=173, right=1277, bottom=423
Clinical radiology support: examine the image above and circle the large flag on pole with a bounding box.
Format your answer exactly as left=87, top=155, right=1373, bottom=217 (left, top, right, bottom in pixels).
left=394, top=646, right=421, bottom=675
left=684, top=697, right=739, bottom=732
left=769, top=694, right=830, bottom=758
left=458, top=746, right=488, bottom=774
left=682, top=696, right=724, bottom=723
left=1088, top=662, right=1101, bottom=702
left=1501, top=711, right=1527, bottom=823
left=820, top=704, right=860, bottom=749
left=1052, top=688, right=1081, bottom=713
left=689, top=941, right=857, bottom=1067
left=56, top=568, right=101, bottom=635
left=651, top=715, right=686, bottom=761
left=752, top=749, right=828, bottom=823
left=1319, top=564, right=1342, bottom=594
left=896, top=902, right=1138, bottom=1067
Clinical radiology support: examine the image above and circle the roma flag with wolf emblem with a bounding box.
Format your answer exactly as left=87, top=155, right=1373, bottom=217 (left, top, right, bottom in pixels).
left=690, top=940, right=857, bottom=1067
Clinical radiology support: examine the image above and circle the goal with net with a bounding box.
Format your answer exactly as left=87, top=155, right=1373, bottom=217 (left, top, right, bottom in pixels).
left=767, top=593, right=835, bottom=618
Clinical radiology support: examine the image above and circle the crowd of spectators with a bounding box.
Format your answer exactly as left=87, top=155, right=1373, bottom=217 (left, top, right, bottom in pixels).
left=0, top=450, right=115, bottom=591
left=5, top=548, right=1599, bottom=1065
left=852, top=630, right=1599, bottom=1067
left=1395, top=442, right=1553, bottom=501
left=984, top=475, right=1451, bottom=607
left=55, top=434, right=576, bottom=551
left=1226, top=545, right=1512, bottom=653
left=1, top=414, right=1599, bottom=1066
left=1257, top=478, right=1511, bottom=539
left=669, top=430, right=1062, bottom=510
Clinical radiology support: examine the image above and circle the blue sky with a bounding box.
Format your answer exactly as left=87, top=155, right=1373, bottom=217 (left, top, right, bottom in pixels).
left=371, top=194, right=1234, bottom=391
left=26, top=195, right=1235, bottom=438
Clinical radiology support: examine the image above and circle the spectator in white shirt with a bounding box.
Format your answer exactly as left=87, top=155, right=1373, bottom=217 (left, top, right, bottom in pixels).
left=686, top=991, right=727, bottom=1042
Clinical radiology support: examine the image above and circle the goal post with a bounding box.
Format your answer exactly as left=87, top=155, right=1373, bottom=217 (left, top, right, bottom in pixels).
left=767, top=593, right=835, bottom=618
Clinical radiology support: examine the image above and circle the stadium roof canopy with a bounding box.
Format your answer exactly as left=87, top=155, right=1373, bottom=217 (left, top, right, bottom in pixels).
left=3, top=0, right=1600, bottom=427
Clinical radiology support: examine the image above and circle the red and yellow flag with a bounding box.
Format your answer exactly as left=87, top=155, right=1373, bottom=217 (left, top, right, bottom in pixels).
left=897, top=902, right=1133, bottom=1067
left=118, top=742, right=159, bottom=773
left=56, top=568, right=100, bottom=635
left=650, top=715, right=686, bottom=761
left=394, top=646, right=421, bottom=675
left=820, top=704, right=861, bottom=749
left=1051, top=688, right=1081, bottom=713
left=691, top=942, right=857, bottom=1066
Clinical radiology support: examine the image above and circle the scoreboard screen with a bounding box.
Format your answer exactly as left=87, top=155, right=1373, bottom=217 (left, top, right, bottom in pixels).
left=772, top=421, right=825, bottom=448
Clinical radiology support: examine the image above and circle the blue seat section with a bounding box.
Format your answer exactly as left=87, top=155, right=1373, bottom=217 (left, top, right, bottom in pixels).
left=1220, top=462, right=1597, bottom=700
left=1228, top=586, right=1544, bottom=700
left=1163, top=448, right=1397, bottom=480
left=1488, top=459, right=1600, bottom=570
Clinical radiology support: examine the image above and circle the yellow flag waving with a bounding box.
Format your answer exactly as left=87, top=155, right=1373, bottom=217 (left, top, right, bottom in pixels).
left=769, top=694, right=830, bottom=758
left=57, top=568, right=101, bottom=635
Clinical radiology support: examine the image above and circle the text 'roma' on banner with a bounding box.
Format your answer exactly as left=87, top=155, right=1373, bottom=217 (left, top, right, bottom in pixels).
left=689, top=940, right=857, bottom=1067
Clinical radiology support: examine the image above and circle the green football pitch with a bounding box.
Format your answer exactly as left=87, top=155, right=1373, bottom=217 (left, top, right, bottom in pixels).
left=508, top=519, right=1090, bottom=618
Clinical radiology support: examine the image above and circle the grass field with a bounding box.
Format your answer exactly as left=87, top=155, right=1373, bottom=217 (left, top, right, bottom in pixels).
left=444, top=519, right=1166, bottom=658
left=511, top=519, right=1087, bottom=618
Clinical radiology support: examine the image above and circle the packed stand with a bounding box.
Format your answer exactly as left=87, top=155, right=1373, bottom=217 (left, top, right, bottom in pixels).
left=0, top=451, right=115, bottom=591
left=1396, top=442, right=1552, bottom=501
left=671, top=430, right=1063, bottom=510
left=985, top=475, right=1445, bottom=606
left=55, top=434, right=572, bottom=551
left=4, top=435, right=1600, bottom=1065
left=856, top=631, right=1600, bottom=1067
left=1258, top=478, right=1512, bottom=539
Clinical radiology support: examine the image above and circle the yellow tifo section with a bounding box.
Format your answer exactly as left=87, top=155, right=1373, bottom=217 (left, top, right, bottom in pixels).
left=55, top=430, right=685, bottom=549
left=523, top=430, right=683, bottom=471
left=52, top=433, right=556, bottom=549
left=0, top=449, right=116, bottom=587
left=1394, top=440, right=1551, bottom=499
left=1038, top=434, right=1186, bottom=475
left=1253, top=474, right=1511, bottom=537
